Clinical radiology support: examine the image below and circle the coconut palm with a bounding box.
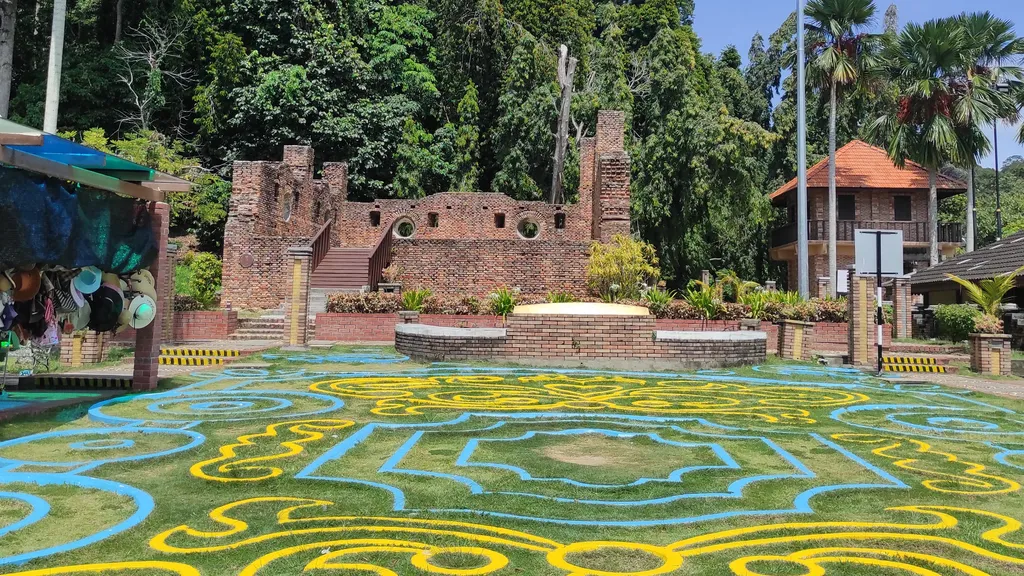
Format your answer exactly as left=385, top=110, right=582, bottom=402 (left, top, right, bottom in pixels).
left=805, top=0, right=879, bottom=297
left=869, top=18, right=969, bottom=267
left=951, top=12, right=1024, bottom=252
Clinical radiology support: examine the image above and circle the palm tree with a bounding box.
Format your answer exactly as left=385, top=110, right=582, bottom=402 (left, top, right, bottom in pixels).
left=946, top=265, right=1024, bottom=316
left=952, top=12, right=1024, bottom=252
left=869, top=18, right=968, bottom=267
left=805, top=0, right=878, bottom=297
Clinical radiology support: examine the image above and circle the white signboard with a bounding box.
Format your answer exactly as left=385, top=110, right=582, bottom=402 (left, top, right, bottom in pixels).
left=854, top=229, right=904, bottom=277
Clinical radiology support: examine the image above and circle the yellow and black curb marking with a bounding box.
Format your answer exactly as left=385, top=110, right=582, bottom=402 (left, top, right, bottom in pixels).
left=160, top=348, right=241, bottom=358
left=882, top=356, right=937, bottom=365
left=32, top=375, right=134, bottom=389
left=159, top=357, right=225, bottom=366
left=883, top=364, right=947, bottom=373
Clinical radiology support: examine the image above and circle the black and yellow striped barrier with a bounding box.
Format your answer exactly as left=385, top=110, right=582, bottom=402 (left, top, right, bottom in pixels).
left=883, top=364, right=947, bottom=373
left=160, top=348, right=241, bottom=358
left=32, top=375, right=134, bottom=389
left=158, top=356, right=225, bottom=366
left=882, top=356, right=936, bottom=365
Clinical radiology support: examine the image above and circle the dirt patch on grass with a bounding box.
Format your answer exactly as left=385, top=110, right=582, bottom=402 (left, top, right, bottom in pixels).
left=540, top=435, right=628, bottom=467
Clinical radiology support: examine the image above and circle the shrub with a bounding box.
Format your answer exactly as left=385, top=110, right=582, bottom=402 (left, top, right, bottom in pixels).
left=934, top=304, right=981, bottom=342
left=401, top=288, right=432, bottom=312
left=188, top=252, right=222, bottom=309
left=719, top=302, right=750, bottom=320
left=684, top=284, right=723, bottom=320
left=642, top=289, right=675, bottom=317
left=974, top=314, right=1004, bottom=335
left=489, top=287, right=518, bottom=317
left=546, top=291, right=577, bottom=303
left=779, top=301, right=817, bottom=322
left=422, top=295, right=481, bottom=315
left=814, top=297, right=848, bottom=323
left=660, top=300, right=701, bottom=320
left=381, top=263, right=403, bottom=283
left=173, top=294, right=204, bottom=312
left=587, top=235, right=660, bottom=300
left=325, top=292, right=401, bottom=314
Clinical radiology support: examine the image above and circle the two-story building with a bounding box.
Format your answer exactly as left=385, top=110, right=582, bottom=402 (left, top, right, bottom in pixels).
left=769, top=140, right=966, bottom=294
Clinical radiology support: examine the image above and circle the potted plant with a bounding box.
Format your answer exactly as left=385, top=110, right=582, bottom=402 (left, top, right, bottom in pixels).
left=946, top=265, right=1024, bottom=376
left=379, top=263, right=403, bottom=294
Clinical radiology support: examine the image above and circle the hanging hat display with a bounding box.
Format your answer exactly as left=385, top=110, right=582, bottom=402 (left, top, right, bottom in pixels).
left=74, top=267, right=103, bottom=295
left=131, top=269, right=156, bottom=287
left=10, top=269, right=41, bottom=302
left=127, top=295, right=157, bottom=329
left=0, top=272, right=12, bottom=293
left=1, top=303, right=16, bottom=331
left=52, top=276, right=79, bottom=314
left=71, top=282, right=86, bottom=307
left=101, top=272, right=121, bottom=288
left=70, top=300, right=92, bottom=331
left=86, top=285, right=123, bottom=332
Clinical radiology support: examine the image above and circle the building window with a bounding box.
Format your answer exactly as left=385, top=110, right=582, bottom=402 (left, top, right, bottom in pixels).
left=893, top=196, right=912, bottom=221
left=393, top=218, right=415, bottom=239
left=370, top=211, right=381, bottom=227
left=837, top=195, right=856, bottom=221
left=517, top=217, right=540, bottom=239
left=428, top=212, right=439, bottom=227
left=494, top=213, right=506, bottom=228
left=554, top=213, right=566, bottom=230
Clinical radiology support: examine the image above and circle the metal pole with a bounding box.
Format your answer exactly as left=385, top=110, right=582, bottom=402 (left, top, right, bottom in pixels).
left=995, top=121, right=1002, bottom=240
left=796, top=0, right=809, bottom=298
left=875, top=233, right=883, bottom=376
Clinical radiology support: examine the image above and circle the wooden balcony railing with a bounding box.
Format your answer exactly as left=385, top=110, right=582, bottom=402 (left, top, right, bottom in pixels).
left=367, top=220, right=394, bottom=291
left=309, top=220, right=332, bottom=273
left=772, top=220, right=964, bottom=247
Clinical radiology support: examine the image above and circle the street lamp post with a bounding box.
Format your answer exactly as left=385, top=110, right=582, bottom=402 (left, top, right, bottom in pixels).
left=993, top=77, right=1014, bottom=242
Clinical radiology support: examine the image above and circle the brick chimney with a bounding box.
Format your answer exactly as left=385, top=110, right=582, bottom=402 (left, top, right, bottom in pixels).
left=593, top=110, right=631, bottom=242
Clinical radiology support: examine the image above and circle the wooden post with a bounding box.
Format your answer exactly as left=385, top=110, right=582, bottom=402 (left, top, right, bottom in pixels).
left=550, top=44, right=576, bottom=205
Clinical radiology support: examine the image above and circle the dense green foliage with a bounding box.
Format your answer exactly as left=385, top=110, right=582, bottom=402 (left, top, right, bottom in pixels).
left=6, top=1, right=1020, bottom=286
left=934, top=304, right=981, bottom=342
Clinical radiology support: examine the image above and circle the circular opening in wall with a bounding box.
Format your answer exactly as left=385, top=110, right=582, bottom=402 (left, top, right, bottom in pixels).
left=393, top=218, right=416, bottom=239
left=517, top=217, right=540, bottom=239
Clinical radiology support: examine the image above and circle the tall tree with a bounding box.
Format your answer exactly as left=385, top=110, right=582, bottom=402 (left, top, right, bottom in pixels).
left=870, top=18, right=970, bottom=266
left=805, top=0, right=878, bottom=297
left=883, top=3, right=898, bottom=35
left=454, top=80, right=481, bottom=191
left=551, top=44, right=576, bottom=203
left=0, top=0, right=15, bottom=117
left=952, top=11, right=1024, bottom=251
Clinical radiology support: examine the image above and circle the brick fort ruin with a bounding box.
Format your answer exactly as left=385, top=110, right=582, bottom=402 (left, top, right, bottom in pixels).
left=222, top=110, right=632, bottom=309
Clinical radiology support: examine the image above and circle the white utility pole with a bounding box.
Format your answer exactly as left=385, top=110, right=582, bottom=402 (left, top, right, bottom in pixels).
left=42, top=0, right=66, bottom=133
left=796, top=0, right=809, bottom=297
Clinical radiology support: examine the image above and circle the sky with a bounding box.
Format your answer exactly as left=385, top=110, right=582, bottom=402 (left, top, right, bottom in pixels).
left=692, top=0, right=1024, bottom=169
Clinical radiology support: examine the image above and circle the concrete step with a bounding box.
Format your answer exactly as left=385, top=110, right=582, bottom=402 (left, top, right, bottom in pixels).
left=161, top=348, right=241, bottom=358
left=883, top=363, right=959, bottom=374
left=159, top=356, right=224, bottom=366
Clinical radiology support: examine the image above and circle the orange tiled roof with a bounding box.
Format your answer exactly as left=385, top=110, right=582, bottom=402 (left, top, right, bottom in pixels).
left=769, top=140, right=966, bottom=202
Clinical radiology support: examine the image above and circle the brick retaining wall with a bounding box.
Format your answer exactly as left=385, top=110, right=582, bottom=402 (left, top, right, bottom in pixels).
left=174, top=311, right=239, bottom=341
left=396, top=313, right=767, bottom=369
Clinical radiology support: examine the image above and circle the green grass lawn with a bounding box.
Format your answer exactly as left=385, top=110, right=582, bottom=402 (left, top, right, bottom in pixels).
left=1, top=350, right=1023, bottom=575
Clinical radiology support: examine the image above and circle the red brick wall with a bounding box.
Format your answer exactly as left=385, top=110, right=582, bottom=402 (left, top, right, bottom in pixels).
left=393, top=239, right=590, bottom=297
left=173, top=311, right=239, bottom=341
left=335, top=193, right=591, bottom=247
left=315, top=313, right=504, bottom=342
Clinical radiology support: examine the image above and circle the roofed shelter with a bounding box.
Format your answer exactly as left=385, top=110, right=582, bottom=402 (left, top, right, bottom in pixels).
left=768, top=140, right=966, bottom=293
left=0, top=118, right=190, bottom=390
left=910, top=230, right=1024, bottom=307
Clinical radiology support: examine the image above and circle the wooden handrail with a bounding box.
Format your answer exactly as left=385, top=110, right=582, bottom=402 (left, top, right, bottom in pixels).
left=309, top=220, right=332, bottom=272
left=367, top=220, right=394, bottom=291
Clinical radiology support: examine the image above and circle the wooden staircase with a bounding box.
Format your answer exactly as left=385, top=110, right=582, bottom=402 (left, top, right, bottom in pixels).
left=309, top=248, right=372, bottom=290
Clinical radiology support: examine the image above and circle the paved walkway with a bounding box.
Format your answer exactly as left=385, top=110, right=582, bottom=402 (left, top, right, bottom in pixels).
left=884, top=372, right=1024, bottom=399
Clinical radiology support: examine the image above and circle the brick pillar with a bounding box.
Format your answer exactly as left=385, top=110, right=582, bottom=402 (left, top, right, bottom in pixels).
left=778, top=320, right=814, bottom=361
left=579, top=137, right=596, bottom=238
left=847, top=274, right=876, bottom=367
left=163, top=243, right=178, bottom=344
left=817, top=277, right=830, bottom=299
left=133, top=202, right=170, bottom=390
left=701, top=270, right=711, bottom=285
left=61, top=332, right=106, bottom=367
left=283, top=246, right=313, bottom=348
left=398, top=311, right=420, bottom=324
left=970, top=334, right=1012, bottom=375
left=891, top=277, right=911, bottom=340
left=594, top=110, right=630, bottom=242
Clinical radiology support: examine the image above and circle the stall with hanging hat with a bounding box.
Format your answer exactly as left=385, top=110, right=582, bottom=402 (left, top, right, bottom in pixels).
left=0, top=118, right=190, bottom=391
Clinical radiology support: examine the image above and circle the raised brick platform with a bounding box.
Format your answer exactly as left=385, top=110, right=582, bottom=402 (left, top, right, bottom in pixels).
left=395, top=313, right=767, bottom=369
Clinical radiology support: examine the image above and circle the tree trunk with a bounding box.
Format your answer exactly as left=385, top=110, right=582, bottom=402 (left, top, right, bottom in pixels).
left=929, top=167, right=938, bottom=266
left=115, top=0, right=124, bottom=42
left=827, top=82, right=838, bottom=298
left=966, top=163, right=975, bottom=252
left=0, top=0, right=16, bottom=118
left=550, top=44, right=576, bottom=205
left=43, top=0, right=66, bottom=133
